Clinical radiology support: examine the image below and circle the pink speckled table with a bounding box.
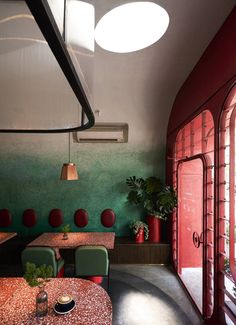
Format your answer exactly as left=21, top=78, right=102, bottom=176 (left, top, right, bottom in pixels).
left=0, top=277, right=112, bottom=324
left=0, top=232, right=17, bottom=244
left=27, top=232, right=115, bottom=250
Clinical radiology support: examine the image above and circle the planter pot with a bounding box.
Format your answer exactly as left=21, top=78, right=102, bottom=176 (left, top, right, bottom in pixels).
left=135, top=228, right=145, bottom=243
left=146, top=215, right=161, bottom=243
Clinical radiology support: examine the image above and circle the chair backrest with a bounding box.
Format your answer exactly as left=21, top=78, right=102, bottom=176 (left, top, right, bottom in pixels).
left=75, top=246, right=109, bottom=276
left=21, top=247, right=58, bottom=277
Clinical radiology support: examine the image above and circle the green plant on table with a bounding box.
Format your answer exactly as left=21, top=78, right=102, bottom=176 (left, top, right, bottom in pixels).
left=130, top=220, right=149, bottom=240
left=24, top=262, right=53, bottom=287
left=61, top=224, right=71, bottom=233
left=126, top=176, right=177, bottom=220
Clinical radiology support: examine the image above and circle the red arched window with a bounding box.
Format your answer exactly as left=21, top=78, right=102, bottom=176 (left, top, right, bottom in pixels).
left=219, top=85, right=236, bottom=324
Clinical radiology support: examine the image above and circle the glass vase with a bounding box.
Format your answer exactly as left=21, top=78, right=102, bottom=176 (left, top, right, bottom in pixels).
left=63, top=232, right=68, bottom=240
left=36, top=285, right=48, bottom=318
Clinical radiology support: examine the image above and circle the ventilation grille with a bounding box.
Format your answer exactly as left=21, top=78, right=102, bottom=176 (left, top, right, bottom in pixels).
left=73, top=123, right=128, bottom=143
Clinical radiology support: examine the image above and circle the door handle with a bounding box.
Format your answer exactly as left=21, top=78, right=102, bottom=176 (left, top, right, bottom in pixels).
left=192, top=231, right=203, bottom=248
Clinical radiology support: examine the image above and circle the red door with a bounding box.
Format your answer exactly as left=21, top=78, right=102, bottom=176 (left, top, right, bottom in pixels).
left=177, top=155, right=212, bottom=317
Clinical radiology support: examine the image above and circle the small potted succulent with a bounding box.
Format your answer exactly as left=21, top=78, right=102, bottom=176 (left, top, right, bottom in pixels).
left=61, top=224, right=71, bottom=240
left=130, top=220, right=149, bottom=243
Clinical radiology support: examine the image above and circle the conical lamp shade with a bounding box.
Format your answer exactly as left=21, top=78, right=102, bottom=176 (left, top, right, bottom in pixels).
left=60, top=163, right=79, bottom=180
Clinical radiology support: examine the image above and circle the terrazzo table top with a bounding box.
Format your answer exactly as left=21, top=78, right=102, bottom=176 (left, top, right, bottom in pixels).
left=27, top=232, right=115, bottom=249
left=0, top=277, right=112, bottom=324
left=0, top=232, right=17, bottom=245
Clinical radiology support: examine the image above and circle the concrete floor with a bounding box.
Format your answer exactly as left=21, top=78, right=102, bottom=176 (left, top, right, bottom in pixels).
left=180, top=267, right=202, bottom=312
left=109, top=265, right=202, bottom=325
left=0, top=263, right=203, bottom=324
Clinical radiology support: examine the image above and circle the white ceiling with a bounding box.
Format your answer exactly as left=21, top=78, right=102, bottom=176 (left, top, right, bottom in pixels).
left=0, top=0, right=235, bottom=138
left=92, top=0, right=236, bottom=122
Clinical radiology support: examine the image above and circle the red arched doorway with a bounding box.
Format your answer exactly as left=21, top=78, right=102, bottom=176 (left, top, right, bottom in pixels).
left=173, top=110, right=214, bottom=318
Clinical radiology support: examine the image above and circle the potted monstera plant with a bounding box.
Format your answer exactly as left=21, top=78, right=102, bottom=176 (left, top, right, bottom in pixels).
left=126, top=176, right=177, bottom=242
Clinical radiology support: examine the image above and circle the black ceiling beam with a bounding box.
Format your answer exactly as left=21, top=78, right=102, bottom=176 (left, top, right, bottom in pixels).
left=0, top=0, right=94, bottom=133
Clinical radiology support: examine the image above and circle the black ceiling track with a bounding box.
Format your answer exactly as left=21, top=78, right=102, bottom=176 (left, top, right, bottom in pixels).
left=0, top=0, right=94, bottom=133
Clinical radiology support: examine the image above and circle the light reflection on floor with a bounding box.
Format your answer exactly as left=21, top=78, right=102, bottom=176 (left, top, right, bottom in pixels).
left=119, top=292, right=183, bottom=325
left=109, top=265, right=202, bottom=325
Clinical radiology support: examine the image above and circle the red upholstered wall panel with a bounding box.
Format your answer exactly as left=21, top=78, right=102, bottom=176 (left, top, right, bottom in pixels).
left=101, top=209, right=116, bottom=227
left=23, top=209, right=37, bottom=228
left=49, top=209, right=63, bottom=227
left=0, top=209, right=12, bottom=227
left=74, top=209, right=88, bottom=227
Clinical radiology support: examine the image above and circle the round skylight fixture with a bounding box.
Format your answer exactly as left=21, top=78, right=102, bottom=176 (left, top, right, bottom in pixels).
left=94, top=2, right=169, bottom=53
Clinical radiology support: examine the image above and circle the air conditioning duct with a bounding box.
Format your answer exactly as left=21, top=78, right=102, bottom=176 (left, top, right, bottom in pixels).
left=73, top=123, right=128, bottom=143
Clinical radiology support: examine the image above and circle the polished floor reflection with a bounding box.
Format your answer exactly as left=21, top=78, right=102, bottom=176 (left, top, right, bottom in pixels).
left=109, top=265, right=202, bottom=325
left=0, top=263, right=202, bottom=324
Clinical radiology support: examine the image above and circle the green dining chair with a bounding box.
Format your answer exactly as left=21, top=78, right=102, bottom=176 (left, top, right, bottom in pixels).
left=21, top=247, right=64, bottom=277
left=75, top=245, right=109, bottom=290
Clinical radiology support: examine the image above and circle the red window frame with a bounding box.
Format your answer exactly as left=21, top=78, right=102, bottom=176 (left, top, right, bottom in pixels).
left=219, top=85, right=236, bottom=324
left=229, top=108, right=236, bottom=281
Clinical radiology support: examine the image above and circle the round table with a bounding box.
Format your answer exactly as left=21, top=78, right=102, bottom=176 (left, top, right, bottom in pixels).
left=0, top=277, right=112, bottom=324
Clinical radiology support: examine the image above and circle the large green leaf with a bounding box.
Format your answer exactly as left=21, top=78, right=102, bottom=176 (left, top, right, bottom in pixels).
left=156, top=186, right=177, bottom=214
left=127, top=190, right=142, bottom=205
left=126, top=175, right=177, bottom=219
left=145, top=177, right=162, bottom=194
left=126, top=176, right=144, bottom=190
left=144, top=199, right=154, bottom=212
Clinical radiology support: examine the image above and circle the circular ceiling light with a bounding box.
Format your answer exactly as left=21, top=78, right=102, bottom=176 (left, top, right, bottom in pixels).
left=94, top=2, right=169, bottom=53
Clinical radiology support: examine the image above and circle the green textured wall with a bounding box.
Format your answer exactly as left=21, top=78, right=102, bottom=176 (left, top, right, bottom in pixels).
left=0, top=134, right=165, bottom=236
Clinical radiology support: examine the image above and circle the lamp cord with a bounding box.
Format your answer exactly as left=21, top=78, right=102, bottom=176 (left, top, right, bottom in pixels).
left=68, top=132, right=71, bottom=162
left=63, top=1, right=70, bottom=163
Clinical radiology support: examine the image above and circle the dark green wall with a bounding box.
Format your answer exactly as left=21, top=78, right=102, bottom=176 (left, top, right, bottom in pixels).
left=0, top=135, right=165, bottom=236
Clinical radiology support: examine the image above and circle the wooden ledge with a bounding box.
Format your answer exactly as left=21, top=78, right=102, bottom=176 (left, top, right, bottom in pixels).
left=110, top=236, right=170, bottom=264
left=115, top=236, right=169, bottom=246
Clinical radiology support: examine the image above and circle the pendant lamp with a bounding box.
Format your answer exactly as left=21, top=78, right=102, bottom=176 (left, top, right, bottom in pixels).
left=60, top=133, right=79, bottom=180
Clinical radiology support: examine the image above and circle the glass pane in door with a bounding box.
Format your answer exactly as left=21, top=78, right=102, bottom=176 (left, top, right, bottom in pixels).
left=177, top=158, right=203, bottom=313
